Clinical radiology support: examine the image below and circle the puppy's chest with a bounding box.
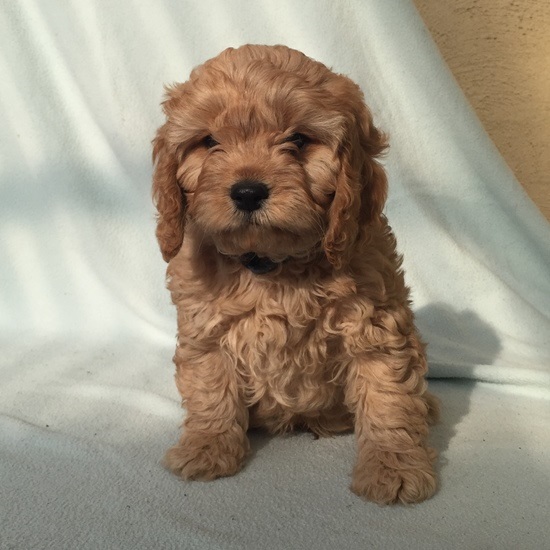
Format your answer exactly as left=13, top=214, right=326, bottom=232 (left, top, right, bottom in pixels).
left=219, top=285, right=345, bottom=388
left=227, top=311, right=327, bottom=371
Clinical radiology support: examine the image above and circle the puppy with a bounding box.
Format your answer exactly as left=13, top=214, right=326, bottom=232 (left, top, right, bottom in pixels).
left=153, top=45, right=438, bottom=504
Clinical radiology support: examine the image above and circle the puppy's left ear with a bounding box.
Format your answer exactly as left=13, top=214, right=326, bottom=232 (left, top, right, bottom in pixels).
left=152, top=126, right=186, bottom=262
left=358, top=114, right=388, bottom=225
left=324, top=99, right=388, bottom=270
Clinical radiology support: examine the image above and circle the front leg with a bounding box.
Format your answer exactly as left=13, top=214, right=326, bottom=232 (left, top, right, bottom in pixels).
left=346, top=329, right=438, bottom=504
left=164, top=347, right=250, bottom=480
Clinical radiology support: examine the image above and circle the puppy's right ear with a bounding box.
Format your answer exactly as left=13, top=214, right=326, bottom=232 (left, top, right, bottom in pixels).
left=152, top=127, right=185, bottom=262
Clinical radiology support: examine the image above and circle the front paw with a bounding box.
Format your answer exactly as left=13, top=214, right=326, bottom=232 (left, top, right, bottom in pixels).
left=164, top=431, right=249, bottom=480
left=351, top=447, right=437, bottom=504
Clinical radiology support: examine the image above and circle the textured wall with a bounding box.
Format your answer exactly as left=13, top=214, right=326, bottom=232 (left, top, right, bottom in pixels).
left=414, top=0, right=550, bottom=220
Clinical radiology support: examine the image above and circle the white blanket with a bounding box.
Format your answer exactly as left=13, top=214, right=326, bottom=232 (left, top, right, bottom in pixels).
left=2, top=1, right=549, bottom=548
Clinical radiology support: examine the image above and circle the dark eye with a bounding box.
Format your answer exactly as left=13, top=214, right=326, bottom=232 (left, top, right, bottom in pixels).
left=202, top=135, right=219, bottom=149
left=285, top=133, right=309, bottom=149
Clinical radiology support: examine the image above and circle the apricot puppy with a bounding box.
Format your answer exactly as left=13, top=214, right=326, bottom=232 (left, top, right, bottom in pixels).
left=153, top=44, right=438, bottom=504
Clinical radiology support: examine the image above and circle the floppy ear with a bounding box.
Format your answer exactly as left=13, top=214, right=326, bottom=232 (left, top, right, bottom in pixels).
left=323, top=103, right=388, bottom=270
left=152, top=127, right=186, bottom=262
left=359, top=119, right=388, bottom=226
left=323, top=153, right=361, bottom=270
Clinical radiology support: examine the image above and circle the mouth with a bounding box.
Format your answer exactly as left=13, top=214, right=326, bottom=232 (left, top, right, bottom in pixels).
left=193, top=212, right=324, bottom=268
left=239, top=252, right=282, bottom=274
left=238, top=209, right=268, bottom=227
left=215, top=242, right=322, bottom=276
left=216, top=247, right=288, bottom=266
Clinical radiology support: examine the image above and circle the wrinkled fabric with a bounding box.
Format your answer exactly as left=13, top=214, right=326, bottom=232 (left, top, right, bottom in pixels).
left=1, top=1, right=549, bottom=548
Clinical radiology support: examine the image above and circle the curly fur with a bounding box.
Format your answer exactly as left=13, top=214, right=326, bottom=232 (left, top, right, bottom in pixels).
left=153, top=45, right=439, bottom=505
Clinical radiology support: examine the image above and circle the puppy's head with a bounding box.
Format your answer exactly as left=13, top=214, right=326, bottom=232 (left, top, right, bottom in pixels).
left=152, top=45, right=387, bottom=269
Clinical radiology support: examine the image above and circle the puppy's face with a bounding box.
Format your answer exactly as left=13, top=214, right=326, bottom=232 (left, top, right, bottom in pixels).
left=153, top=45, right=387, bottom=267
left=189, top=132, right=330, bottom=262
left=170, top=84, right=343, bottom=261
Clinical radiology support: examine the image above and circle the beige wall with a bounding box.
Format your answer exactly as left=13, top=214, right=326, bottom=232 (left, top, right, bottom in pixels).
left=413, top=0, right=550, bottom=221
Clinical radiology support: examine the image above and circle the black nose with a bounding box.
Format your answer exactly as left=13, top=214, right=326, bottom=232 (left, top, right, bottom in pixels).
left=230, top=181, right=269, bottom=212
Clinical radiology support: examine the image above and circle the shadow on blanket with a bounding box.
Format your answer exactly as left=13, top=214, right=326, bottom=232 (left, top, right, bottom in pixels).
left=417, top=303, right=502, bottom=369
left=416, top=303, right=502, bottom=478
